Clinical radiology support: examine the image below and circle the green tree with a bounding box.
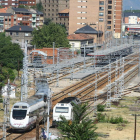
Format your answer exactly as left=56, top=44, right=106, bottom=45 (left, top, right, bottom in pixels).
left=44, top=18, right=52, bottom=25
left=0, top=67, right=15, bottom=90
left=0, top=32, right=24, bottom=70
left=0, top=32, right=12, bottom=49
left=18, top=5, right=26, bottom=8
left=32, top=23, right=70, bottom=48
left=57, top=102, right=98, bottom=140
left=36, top=2, right=43, bottom=12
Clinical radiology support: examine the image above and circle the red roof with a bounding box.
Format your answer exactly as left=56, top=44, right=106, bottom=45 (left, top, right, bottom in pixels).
left=67, top=34, right=94, bottom=41
left=59, top=9, right=69, bottom=13
left=0, top=7, right=8, bottom=13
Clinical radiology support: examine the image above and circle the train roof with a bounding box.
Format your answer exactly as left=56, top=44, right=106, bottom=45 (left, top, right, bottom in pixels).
left=59, top=97, right=78, bottom=103
left=14, top=95, right=43, bottom=107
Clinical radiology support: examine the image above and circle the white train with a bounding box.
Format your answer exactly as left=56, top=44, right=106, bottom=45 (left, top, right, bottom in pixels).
left=52, top=97, right=81, bottom=126
left=10, top=80, right=51, bottom=131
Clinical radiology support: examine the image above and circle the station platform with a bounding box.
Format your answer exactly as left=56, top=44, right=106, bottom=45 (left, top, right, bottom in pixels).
left=64, top=67, right=102, bottom=80
left=88, top=44, right=132, bottom=56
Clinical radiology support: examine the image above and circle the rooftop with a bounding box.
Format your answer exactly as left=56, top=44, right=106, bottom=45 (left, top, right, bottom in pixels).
left=0, top=7, right=8, bottom=13
left=75, top=25, right=103, bottom=34
left=59, top=9, right=69, bottom=13
left=12, top=8, right=30, bottom=13
left=0, top=13, right=13, bottom=16
left=67, top=33, right=94, bottom=41
left=5, top=25, right=33, bottom=32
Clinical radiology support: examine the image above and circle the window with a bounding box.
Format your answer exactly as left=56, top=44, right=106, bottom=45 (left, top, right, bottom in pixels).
left=99, top=1, right=104, bottom=5
left=55, top=107, right=69, bottom=113
left=107, top=26, right=111, bottom=29
left=108, top=21, right=111, bottom=24
left=25, top=33, right=29, bottom=36
left=13, top=110, right=27, bottom=120
left=108, top=1, right=112, bottom=4
left=108, top=16, right=111, bottom=19
left=99, top=12, right=104, bottom=16
left=10, top=32, right=12, bottom=35
left=99, top=18, right=104, bottom=22
left=108, top=6, right=112, bottom=9
left=99, top=7, right=104, bottom=11
left=108, top=11, right=112, bottom=14
left=16, top=32, right=18, bottom=36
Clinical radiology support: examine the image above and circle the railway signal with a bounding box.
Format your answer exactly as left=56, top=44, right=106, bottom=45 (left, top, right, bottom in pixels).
left=44, top=95, right=47, bottom=102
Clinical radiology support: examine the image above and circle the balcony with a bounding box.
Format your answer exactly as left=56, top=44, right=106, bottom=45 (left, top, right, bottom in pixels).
left=32, top=14, right=36, bottom=17
left=40, top=17, right=44, bottom=20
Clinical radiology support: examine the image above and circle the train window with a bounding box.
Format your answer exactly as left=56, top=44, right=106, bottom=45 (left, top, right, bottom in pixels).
left=14, top=106, right=19, bottom=108
left=13, top=110, right=27, bottom=120
left=55, top=107, right=69, bottom=113
left=22, top=106, right=27, bottom=108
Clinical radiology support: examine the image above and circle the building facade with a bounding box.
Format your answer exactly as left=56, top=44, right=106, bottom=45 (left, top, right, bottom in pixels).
left=0, top=0, right=36, bottom=7
left=113, top=0, right=123, bottom=38
left=0, top=13, right=15, bottom=32
left=69, top=0, right=109, bottom=42
left=42, top=0, right=69, bottom=31
left=69, top=0, right=122, bottom=40
left=6, top=7, right=44, bottom=28
left=5, top=25, right=33, bottom=46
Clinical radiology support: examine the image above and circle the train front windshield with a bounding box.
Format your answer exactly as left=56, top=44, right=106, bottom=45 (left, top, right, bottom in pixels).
left=13, top=110, right=27, bottom=120
left=55, top=107, right=69, bottom=113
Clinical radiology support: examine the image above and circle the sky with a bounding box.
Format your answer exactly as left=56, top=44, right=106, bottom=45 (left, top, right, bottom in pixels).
left=123, top=0, right=140, bottom=10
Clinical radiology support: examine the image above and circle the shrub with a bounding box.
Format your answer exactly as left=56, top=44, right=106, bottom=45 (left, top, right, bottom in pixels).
left=96, top=114, right=128, bottom=124
left=97, top=113, right=106, bottom=122
left=97, top=104, right=105, bottom=112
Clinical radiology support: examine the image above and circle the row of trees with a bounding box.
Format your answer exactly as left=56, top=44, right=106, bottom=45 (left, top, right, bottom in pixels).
left=0, top=32, right=24, bottom=90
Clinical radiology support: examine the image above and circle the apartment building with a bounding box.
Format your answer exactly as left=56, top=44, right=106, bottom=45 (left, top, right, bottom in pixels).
left=0, top=0, right=36, bottom=7
left=42, top=0, right=69, bottom=30
left=69, top=0, right=108, bottom=42
left=6, top=7, right=44, bottom=28
left=69, top=0, right=122, bottom=40
left=0, top=0, right=18, bottom=7
left=0, top=13, right=15, bottom=32
left=113, top=0, right=123, bottom=38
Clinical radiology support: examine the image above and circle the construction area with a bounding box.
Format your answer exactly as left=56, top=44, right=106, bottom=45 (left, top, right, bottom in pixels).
left=1, top=36, right=140, bottom=140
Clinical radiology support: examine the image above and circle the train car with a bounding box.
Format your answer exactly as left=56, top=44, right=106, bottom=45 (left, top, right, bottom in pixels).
left=52, top=97, right=81, bottom=126
left=10, top=80, right=51, bottom=131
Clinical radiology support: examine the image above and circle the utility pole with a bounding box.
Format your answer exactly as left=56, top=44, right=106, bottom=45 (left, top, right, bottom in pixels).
left=17, top=58, right=19, bottom=79
left=53, top=42, right=55, bottom=65
left=107, top=60, right=111, bottom=108
left=46, top=91, right=51, bottom=139
left=94, top=71, right=98, bottom=116
left=3, top=79, right=10, bottom=140
left=84, top=44, right=86, bottom=70
left=71, top=44, right=74, bottom=80
left=56, top=48, right=59, bottom=87
left=134, top=114, right=136, bottom=140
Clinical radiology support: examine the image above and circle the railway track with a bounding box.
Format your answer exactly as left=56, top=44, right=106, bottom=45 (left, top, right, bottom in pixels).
left=4, top=53, right=140, bottom=140
left=83, top=65, right=139, bottom=115
left=52, top=54, right=139, bottom=107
